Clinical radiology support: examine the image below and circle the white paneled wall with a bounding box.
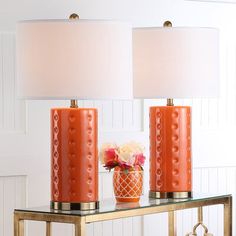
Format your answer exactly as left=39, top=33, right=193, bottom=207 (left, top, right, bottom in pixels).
left=0, top=33, right=25, bottom=133
left=0, top=176, right=26, bottom=236
left=79, top=99, right=143, bottom=133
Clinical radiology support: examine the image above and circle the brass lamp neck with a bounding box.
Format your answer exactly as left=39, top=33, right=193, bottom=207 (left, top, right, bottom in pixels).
left=167, top=98, right=174, bottom=106
left=69, top=13, right=79, bottom=109
left=70, top=100, right=78, bottom=108
left=164, top=21, right=173, bottom=107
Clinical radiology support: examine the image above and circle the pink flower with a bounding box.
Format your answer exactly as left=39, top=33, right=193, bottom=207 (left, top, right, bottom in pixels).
left=100, top=144, right=117, bottom=163
left=104, top=148, right=117, bottom=165
left=134, top=154, right=146, bottom=166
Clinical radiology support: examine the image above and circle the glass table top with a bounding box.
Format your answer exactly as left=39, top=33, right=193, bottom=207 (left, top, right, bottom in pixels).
left=15, top=193, right=231, bottom=216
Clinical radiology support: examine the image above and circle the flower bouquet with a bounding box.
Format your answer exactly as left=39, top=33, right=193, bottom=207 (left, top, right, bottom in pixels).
left=100, top=142, right=146, bottom=202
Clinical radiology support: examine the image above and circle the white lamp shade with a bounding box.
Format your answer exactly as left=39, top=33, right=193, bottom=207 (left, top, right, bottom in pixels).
left=133, top=27, right=219, bottom=98
left=17, top=20, right=132, bottom=100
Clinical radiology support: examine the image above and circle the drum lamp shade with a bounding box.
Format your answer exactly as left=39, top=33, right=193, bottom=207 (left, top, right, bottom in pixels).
left=133, top=27, right=219, bottom=99
left=17, top=20, right=133, bottom=100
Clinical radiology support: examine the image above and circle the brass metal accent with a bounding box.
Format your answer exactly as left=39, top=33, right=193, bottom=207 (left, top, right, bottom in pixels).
left=149, top=191, right=192, bottom=199
left=168, top=211, right=176, bottom=236
left=70, top=99, right=78, bottom=108
left=164, top=21, right=174, bottom=107
left=51, top=201, right=99, bottom=211
left=14, top=211, right=87, bottom=236
left=224, top=196, right=232, bottom=236
left=167, top=98, right=174, bottom=106
left=163, top=21, right=172, bottom=27
left=46, top=222, right=51, bottom=236
left=198, top=206, right=203, bottom=223
left=69, top=13, right=80, bottom=20
left=14, top=195, right=232, bottom=236
left=75, top=217, right=85, bottom=236
left=192, top=207, right=208, bottom=234
left=14, top=214, right=24, bottom=236
left=186, top=207, right=213, bottom=235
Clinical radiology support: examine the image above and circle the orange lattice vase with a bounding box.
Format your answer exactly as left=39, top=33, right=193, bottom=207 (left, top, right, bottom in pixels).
left=113, top=166, right=143, bottom=202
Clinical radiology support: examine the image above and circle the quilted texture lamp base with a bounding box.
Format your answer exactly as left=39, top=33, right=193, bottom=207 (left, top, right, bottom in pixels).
left=51, top=107, right=99, bottom=210
left=149, top=106, right=192, bottom=198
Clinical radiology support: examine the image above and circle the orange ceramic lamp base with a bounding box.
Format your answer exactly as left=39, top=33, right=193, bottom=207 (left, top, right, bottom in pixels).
left=149, top=106, right=192, bottom=199
left=50, top=108, right=99, bottom=210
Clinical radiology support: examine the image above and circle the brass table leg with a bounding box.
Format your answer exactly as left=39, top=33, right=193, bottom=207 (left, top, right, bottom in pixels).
left=46, top=222, right=51, bottom=236
left=14, top=214, right=24, bottom=236
left=14, top=214, right=19, bottom=236
left=75, top=217, right=86, bottom=236
left=168, top=211, right=176, bottom=236
left=19, top=221, right=24, bottom=236
left=224, top=196, right=232, bottom=236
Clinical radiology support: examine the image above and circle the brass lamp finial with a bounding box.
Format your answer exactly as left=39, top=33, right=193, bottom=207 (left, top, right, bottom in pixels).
left=163, top=21, right=172, bottom=27
left=69, top=13, right=80, bottom=20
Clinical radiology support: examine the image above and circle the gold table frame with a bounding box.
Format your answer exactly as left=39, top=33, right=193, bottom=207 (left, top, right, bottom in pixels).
left=14, top=194, right=232, bottom=236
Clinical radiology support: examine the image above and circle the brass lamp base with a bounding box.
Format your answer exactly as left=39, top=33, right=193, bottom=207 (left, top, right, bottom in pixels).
left=149, top=191, right=192, bottom=199
left=51, top=201, right=99, bottom=211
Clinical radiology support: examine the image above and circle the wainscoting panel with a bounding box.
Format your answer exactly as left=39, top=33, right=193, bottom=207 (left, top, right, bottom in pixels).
left=0, top=33, right=26, bottom=133
left=0, top=175, right=26, bottom=236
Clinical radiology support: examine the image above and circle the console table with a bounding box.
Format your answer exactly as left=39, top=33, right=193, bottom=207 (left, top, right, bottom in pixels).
left=14, top=194, right=232, bottom=236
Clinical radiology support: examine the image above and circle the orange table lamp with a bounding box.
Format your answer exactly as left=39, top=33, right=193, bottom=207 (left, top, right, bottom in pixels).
left=16, top=14, right=132, bottom=210
left=133, top=21, right=219, bottom=198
